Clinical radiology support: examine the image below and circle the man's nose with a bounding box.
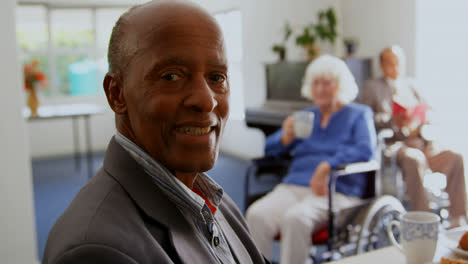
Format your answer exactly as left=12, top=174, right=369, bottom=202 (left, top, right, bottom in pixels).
left=184, top=76, right=217, bottom=112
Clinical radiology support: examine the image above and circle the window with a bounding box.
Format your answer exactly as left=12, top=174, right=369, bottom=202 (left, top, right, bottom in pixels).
left=16, top=5, right=128, bottom=97
left=16, top=4, right=244, bottom=113
left=214, top=10, right=244, bottom=120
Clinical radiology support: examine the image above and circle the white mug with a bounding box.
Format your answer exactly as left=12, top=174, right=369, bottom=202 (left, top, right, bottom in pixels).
left=387, top=211, right=440, bottom=264
left=293, top=111, right=314, bottom=139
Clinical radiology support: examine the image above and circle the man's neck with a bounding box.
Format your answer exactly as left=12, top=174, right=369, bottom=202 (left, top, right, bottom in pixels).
left=175, top=172, right=198, bottom=189
left=385, top=76, right=400, bottom=83
left=116, top=129, right=199, bottom=190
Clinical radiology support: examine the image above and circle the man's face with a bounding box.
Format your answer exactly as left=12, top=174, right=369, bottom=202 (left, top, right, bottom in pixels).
left=380, top=50, right=400, bottom=80
left=121, top=7, right=229, bottom=174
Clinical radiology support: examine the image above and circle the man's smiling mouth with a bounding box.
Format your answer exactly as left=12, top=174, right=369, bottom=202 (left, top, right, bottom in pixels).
left=175, top=126, right=213, bottom=136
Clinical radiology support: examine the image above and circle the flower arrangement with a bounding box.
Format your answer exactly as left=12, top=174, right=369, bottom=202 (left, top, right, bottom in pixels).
left=23, top=59, right=47, bottom=91
left=23, top=59, right=47, bottom=116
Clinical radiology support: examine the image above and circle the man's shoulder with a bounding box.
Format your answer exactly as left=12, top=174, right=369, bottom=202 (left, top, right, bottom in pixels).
left=363, top=77, right=386, bottom=88
left=219, top=193, right=242, bottom=217
left=217, top=193, right=270, bottom=264
left=218, top=193, right=248, bottom=231
left=43, top=170, right=163, bottom=263
left=46, top=169, right=126, bottom=241
left=402, top=77, right=418, bottom=89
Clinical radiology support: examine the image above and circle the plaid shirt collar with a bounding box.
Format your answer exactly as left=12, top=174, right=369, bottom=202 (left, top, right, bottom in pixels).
left=114, top=132, right=224, bottom=224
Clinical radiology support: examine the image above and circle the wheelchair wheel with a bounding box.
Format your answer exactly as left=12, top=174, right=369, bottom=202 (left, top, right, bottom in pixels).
left=355, top=195, right=405, bottom=254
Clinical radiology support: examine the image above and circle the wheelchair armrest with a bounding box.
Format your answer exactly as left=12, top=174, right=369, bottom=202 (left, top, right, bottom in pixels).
left=326, top=160, right=380, bottom=249
left=333, top=160, right=380, bottom=177
left=378, top=128, right=394, bottom=142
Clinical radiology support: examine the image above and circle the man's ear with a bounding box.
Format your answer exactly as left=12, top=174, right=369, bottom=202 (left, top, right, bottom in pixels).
left=103, top=73, right=127, bottom=114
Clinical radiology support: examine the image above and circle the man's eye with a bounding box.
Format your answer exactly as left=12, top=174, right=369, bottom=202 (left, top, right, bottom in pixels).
left=161, top=73, right=181, bottom=81
left=210, top=74, right=226, bottom=83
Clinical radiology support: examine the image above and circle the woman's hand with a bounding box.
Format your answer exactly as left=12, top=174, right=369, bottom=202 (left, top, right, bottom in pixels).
left=281, top=116, right=295, bottom=146
left=309, top=161, right=331, bottom=196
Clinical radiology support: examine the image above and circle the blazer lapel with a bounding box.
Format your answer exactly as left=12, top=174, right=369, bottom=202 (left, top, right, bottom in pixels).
left=379, top=77, right=395, bottom=96
left=215, top=210, right=253, bottom=264
left=103, top=137, right=217, bottom=264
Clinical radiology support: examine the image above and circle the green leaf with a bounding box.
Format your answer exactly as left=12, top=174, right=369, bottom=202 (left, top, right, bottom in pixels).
left=295, top=27, right=316, bottom=45
left=315, top=24, right=326, bottom=39
left=326, top=8, right=337, bottom=27
left=284, top=22, right=293, bottom=41
left=308, top=49, right=315, bottom=56
left=272, top=44, right=285, bottom=53
left=319, top=11, right=326, bottom=21
left=295, top=7, right=337, bottom=47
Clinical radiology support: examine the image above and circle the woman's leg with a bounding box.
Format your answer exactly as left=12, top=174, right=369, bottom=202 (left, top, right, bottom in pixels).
left=245, top=184, right=301, bottom=259
left=280, top=190, right=361, bottom=264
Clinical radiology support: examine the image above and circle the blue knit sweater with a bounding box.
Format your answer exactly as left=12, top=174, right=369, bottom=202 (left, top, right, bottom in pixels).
left=265, top=103, right=376, bottom=198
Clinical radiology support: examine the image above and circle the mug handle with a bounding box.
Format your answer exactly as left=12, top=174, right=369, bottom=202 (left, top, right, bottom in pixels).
left=387, top=220, right=403, bottom=252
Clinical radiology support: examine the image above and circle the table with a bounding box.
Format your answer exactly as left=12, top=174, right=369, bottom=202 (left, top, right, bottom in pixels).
left=24, top=103, right=105, bottom=179
left=324, top=243, right=455, bottom=264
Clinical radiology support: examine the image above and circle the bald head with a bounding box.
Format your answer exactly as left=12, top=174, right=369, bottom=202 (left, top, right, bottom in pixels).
left=379, top=45, right=406, bottom=80
left=107, top=0, right=221, bottom=76
left=103, top=0, right=229, bottom=175
left=379, top=46, right=406, bottom=65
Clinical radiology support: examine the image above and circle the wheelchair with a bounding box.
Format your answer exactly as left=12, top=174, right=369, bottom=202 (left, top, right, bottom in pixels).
left=244, top=130, right=406, bottom=263
left=379, top=128, right=451, bottom=227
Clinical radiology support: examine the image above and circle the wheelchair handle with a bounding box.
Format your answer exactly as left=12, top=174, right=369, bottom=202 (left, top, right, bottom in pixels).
left=387, top=220, right=404, bottom=252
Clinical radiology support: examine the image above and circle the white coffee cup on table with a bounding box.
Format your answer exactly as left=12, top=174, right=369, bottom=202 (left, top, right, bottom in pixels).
left=387, top=211, right=440, bottom=264
left=293, top=111, right=314, bottom=139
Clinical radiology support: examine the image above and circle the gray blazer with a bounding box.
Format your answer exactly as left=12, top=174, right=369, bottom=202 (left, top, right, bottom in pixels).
left=43, top=137, right=268, bottom=264
left=360, top=77, right=423, bottom=130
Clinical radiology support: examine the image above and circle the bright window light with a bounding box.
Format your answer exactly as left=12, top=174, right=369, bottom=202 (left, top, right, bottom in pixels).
left=16, top=5, right=128, bottom=97
left=215, top=10, right=245, bottom=120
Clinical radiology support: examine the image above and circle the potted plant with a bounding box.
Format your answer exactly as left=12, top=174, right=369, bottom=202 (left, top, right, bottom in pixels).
left=272, top=22, right=292, bottom=61
left=295, top=26, right=318, bottom=60
left=295, top=7, right=337, bottom=60
left=343, top=37, right=359, bottom=57
left=314, top=8, right=337, bottom=44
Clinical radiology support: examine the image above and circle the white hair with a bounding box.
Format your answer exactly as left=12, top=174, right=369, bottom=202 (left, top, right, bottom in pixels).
left=300, top=54, right=358, bottom=104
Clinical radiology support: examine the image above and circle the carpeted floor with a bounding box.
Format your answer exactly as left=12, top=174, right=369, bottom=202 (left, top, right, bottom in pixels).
left=32, top=152, right=278, bottom=261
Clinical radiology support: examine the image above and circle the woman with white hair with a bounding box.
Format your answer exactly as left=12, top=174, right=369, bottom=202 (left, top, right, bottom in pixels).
left=246, top=55, right=377, bottom=264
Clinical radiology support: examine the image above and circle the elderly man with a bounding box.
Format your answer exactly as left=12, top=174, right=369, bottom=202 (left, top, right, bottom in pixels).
left=42, top=1, right=268, bottom=263
left=361, top=45, right=467, bottom=228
